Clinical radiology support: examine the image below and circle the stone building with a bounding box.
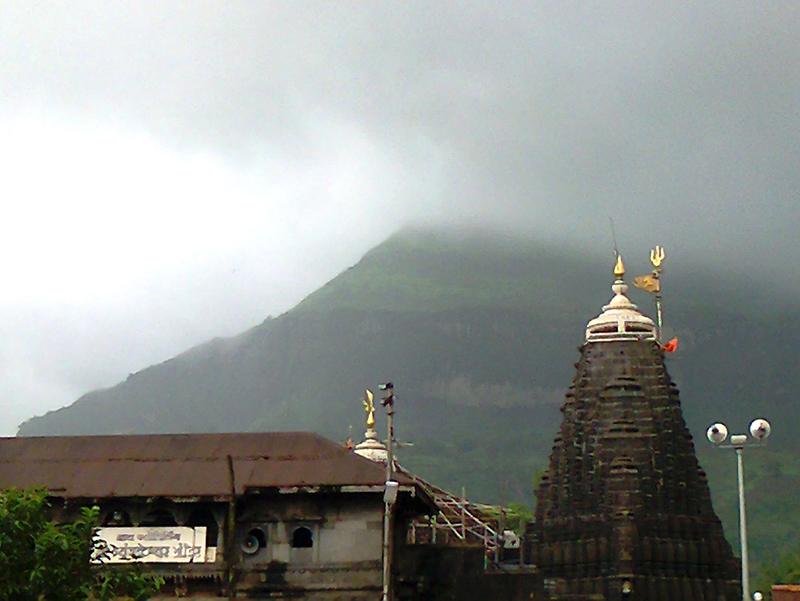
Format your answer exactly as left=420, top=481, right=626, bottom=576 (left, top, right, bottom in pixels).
left=528, top=257, right=741, bottom=600
left=0, top=431, right=435, bottom=599
left=0, top=428, right=546, bottom=600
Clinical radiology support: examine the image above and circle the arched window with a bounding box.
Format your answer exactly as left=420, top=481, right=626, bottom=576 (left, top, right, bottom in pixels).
left=140, top=509, right=178, bottom=527
left=102, top=509, right=132, bottom=527
left=291, top=526, right=313, bottom=548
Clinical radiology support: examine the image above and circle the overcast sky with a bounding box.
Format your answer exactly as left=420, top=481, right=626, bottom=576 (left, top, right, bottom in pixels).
left=1, top=1, right=798, bottom=434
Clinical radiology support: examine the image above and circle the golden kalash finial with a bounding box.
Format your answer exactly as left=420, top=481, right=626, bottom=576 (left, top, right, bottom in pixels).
left=614, top=254, right=625, bottom=278
left=363, top=389, right=375, bottom=428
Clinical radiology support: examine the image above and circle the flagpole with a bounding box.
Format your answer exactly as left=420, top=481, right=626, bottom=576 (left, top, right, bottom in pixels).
left=654, top=280, right=663, bottom=342
left=650, top=246, right=665, bottom=342
left=633, top=247, right=666, bottom=344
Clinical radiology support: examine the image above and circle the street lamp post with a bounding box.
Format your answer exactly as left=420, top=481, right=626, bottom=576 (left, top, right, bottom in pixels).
left=707, top=418, right=772, bottom=601
left=380, top=382, right=396, bottom=601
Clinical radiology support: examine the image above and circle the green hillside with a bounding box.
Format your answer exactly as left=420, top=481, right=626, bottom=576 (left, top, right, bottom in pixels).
left=17, top=227, right=800, bottom=575
left=294, top=229, right=605, bottom=314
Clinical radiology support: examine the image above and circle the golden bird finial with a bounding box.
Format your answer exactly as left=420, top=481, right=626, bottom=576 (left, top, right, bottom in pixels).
left=363, top=389, right=375, bottom=428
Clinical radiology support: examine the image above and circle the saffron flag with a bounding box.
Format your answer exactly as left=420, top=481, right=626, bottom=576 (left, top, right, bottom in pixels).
left=663, top=337, right=678, bottom=353
left=633, top=274, right=660, bottom=294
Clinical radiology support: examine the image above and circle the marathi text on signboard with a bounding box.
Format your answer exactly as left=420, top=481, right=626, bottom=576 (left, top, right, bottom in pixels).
left=93, top=526, right=209, bottom=564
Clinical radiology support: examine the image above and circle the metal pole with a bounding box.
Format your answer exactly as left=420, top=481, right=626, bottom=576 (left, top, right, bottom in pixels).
left=226, top=455, right=238, bottom=600
left=461, top=486, right=466, bottom=539
left=382, top=401, right=395, bottom=601
left=387, top=402, right=394, bottom=481
left=655, top=290, right=663, bottom=342
left=382, top=491, right=391, bottom=601
left=736, top=447, right=749, bottom=601
left=709, top=420, right=771, bottom=601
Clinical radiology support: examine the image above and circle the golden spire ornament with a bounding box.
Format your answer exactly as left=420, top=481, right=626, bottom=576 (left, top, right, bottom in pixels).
left=363, top=389, right=375, bottom=429
left=614, top=254, right=625, bottom=278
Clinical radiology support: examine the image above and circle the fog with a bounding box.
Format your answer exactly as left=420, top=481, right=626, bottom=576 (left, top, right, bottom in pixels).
left=1, top=1, right=798, bottom=433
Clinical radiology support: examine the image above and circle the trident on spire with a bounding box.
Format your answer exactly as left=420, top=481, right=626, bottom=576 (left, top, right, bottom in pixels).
left=650, top=245, right=665, bottom=271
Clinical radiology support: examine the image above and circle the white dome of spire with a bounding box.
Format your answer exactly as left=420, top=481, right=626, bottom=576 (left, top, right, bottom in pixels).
left=354, top=427, right=388, bottom=462
left=585, top=256, right=657, bottom=343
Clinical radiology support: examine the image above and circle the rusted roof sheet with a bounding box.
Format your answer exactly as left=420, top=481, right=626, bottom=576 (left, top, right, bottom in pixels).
left=0, top=432, right=413, bottom=498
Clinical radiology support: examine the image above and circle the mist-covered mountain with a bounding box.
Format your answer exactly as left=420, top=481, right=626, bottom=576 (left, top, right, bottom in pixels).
left=18, top=228, right=800, bottom=567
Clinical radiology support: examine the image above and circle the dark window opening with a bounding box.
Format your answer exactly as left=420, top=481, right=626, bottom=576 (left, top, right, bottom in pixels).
left=291, top=526, right=313, bottom=548
left=140, top=509, right=178, bottom=527
left=102, top=509, right=132, bottom=527
left=187, top=508, right=219, bottom=547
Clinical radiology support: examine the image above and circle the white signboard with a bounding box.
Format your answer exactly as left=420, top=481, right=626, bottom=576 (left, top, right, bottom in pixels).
left=93, top=527, right=208, bottom=564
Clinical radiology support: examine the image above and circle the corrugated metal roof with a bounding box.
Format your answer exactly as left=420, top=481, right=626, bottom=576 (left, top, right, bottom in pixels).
left=0, top=432, right=413, bottom=498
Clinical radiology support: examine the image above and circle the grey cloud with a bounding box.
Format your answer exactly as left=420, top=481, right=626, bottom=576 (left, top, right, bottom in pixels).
left=1, top=1, right=799, bottom=432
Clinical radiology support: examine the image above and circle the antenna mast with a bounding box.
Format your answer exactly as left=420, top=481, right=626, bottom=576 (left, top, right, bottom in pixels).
left=609, top=217, right=620, bottom=260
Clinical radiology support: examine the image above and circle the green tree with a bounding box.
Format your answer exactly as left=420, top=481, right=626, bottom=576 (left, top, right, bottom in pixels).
left=753, top=548, right=800, bottom=601
left=0, top=487, right=162, bottom=601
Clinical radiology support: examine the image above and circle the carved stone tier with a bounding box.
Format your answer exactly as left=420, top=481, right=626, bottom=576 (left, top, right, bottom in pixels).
left=354, top=427, right=388, bottom=463
left=528, top=339, right=741, bottom=601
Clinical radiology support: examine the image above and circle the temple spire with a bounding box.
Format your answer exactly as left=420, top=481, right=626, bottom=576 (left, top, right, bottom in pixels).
left=529, top=255, right=740, bottom=600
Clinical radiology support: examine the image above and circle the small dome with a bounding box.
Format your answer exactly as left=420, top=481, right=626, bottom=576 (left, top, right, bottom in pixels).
left=354, top=428, right=388, bottom=463
left=585, top=257, right=657, bottom=343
